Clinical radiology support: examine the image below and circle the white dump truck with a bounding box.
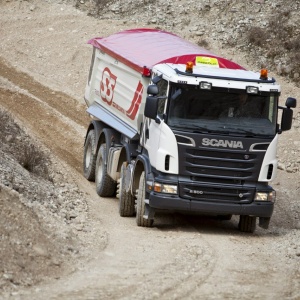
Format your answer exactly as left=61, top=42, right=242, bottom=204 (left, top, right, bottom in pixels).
left=83, top=29, right=296, bottom=233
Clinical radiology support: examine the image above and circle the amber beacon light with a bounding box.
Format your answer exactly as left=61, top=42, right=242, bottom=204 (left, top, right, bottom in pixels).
left=185, top=61, right=194, bottom=73
left=260, top=68, right=268, bottom=80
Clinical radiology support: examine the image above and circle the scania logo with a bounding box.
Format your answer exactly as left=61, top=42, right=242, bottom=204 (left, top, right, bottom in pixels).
left=202, top=138, right=243, bottom=149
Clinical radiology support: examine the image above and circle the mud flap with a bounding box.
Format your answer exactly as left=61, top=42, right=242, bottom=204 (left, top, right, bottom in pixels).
left=144, top=199, right=155, bottom=220
left=259, top=217, right=270, bottom=229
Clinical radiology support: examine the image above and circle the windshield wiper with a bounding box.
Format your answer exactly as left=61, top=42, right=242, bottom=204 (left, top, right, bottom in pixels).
left=223, top=127, right=272, bottom=137
left=193, top=129, right=231, bottom=135
left=171, top=124, right=209, bottom=132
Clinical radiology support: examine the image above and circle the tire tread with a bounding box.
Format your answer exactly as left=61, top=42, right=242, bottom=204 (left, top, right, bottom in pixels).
left=136, top=171, right=153, bottom=227
left=119, top=163, right=135, bottom=217
left=95, top=144, right=116, bottom=197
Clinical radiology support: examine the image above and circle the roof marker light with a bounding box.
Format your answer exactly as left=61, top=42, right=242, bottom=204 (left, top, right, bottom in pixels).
left=260, top=68, right=268, bottom=80
left=185, top=61, right=193, bottom=73
left=143, top=66, right=151, bottom=77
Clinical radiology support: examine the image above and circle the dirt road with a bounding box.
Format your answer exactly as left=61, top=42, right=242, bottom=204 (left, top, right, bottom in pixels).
left=1, top=57, right=299, bottom=300
left=0, top=1, right=299, bottom=299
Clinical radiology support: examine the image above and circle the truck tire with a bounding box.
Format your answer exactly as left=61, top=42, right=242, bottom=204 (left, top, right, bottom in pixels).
left=119, top=162, right=135, bottom=217
left=83, top=129, right=96, bottom=181
left=136, top=171, right=153, bottom=227
left=95, top=144, right=116, bottom=197
left=238, top=215, right=256, bottom=233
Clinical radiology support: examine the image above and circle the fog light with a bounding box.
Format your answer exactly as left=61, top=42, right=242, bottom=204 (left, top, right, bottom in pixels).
left=254, top=191, right=276, bottom=202
left=154, top=182, right=178, bottom=194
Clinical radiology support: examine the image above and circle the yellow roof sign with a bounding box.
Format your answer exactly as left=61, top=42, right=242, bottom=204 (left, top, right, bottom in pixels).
left=196, top=56, right=219, bottom=68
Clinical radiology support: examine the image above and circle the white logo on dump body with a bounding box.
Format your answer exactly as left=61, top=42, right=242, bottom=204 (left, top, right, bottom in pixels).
left=202, top=138, right=243, bottom=149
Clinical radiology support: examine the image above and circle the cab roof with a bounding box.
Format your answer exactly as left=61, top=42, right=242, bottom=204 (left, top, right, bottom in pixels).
left=88, top=28, right=245, bottom=75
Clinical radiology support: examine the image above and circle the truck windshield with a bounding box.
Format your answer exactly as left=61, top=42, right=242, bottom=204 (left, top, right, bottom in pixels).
left=167, top=85, right=278, bottom=137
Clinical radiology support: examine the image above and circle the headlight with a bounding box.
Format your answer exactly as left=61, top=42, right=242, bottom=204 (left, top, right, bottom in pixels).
left=200, top=81, right=212, bottom=90
left=246, top=86, right=259, bottom=94
left=254, top=191, right=276, bottom=202
left=154, top=182, right=178, bottom=194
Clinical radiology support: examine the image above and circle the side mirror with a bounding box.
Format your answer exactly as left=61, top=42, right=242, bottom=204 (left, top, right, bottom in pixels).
left=144, top=96, right=159, bottom=120
left=147, top=85, right=159, bottom=96
left=285, top=97, right=297, bottom=108
left=281, top=107, right=293, bottom=131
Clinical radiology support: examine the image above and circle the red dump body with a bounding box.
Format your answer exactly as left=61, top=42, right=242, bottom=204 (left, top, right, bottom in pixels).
left=88, top=28, right=245, bottom=75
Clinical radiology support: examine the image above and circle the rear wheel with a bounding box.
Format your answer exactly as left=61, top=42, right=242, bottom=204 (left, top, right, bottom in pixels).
left=95, top=144, right=116, bottom=197
left=83, top=129, right=96, bottom=181
left=119, top=162, right=135, bottom=217
left=136, top=171, right=153, bottom=227
left=238, top=215, right=256, bottom=233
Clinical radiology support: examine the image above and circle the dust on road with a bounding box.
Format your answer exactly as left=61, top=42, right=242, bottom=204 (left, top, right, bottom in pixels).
left=0, top=0, right=299, bottom=299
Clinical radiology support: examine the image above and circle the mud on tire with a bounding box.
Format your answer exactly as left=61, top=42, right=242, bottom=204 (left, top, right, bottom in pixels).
left=238, top=215, right=256, bottom=233
left=95, top=144, right=116, bottom=197
left=83, top=129, right=96, bottom=181
left=136, top=171, right=153, bottom=227
left=119, top=162, right=135, bottom=217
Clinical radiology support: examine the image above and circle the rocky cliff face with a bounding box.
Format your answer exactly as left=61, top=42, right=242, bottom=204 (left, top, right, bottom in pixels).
left=0, top=0, right=299, bottom=297
left=76, top=0, right=300, bottom=85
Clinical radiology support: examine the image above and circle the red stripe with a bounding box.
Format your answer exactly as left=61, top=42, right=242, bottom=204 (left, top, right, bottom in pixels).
left=126, top=81, right=143, bottom=120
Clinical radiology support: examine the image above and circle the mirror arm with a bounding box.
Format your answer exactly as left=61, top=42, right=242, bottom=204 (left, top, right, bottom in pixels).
left=152, top=74, right=163, bottom=84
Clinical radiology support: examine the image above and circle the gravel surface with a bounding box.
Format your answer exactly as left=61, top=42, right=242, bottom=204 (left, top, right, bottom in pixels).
left=0, top=0, right=299, bottom=299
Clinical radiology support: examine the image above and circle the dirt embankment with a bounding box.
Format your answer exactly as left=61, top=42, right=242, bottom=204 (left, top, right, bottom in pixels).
left=0, top=58, right=90, bottom=171
left=0, top=1, right=299, bottom=299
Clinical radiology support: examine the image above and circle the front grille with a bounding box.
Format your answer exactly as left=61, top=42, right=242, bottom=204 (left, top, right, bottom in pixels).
left=186, top=148, right=256, bottom=160
left=186, top=166, right=252, bottom=178
left=180, top=148, right=260, bottom=183
left=175, top=132, right=270, bottom=204
left=180, top=183, right=254, bottom=204
left=186, top=156, right=255, bottom=169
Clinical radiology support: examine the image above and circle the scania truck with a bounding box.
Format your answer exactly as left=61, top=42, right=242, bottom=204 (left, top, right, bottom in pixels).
left=83, top=29, right=296, bottom=233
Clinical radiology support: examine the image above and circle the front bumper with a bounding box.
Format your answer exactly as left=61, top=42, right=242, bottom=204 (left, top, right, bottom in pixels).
left=149, top=192, right=274, bottom=217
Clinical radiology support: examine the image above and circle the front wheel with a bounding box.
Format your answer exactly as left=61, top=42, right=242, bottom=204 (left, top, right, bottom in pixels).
left=136, top=171, right=153, bottom=227
left=119, top=162, right=135, bottom=217
left=95, top=144, right=116, bottom=197
left=238, top=215, right=256, bottom=233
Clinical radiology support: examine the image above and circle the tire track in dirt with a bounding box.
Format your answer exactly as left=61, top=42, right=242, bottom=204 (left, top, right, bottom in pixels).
left=0, top=58, right=89, bottom=127
left=0, top=57, right=216, bottom=300
left=130, top=237, right=216, bottom=300
left=0, top=88, right=84, bottom=172
left=0, top=60, right=90, bottom=172
left=1, top=54, right=298, bottom=300
left=31, top=232, right=217, bottom=300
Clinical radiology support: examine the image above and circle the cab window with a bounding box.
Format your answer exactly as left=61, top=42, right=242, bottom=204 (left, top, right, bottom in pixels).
left=156, top=79, right=168, bottom=115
